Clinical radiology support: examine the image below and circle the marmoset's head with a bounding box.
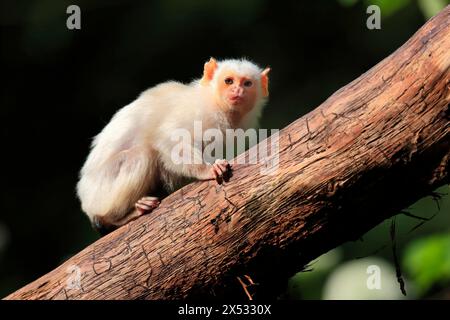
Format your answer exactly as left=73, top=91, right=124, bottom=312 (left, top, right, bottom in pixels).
left=200, top=57, right=270, bottom=116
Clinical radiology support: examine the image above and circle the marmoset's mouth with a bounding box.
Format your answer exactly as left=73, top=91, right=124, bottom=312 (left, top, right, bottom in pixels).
left=229, top=96, right=243, bottom=104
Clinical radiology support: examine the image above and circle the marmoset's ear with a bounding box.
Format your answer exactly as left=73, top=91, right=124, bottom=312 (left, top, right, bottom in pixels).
left=200, top=57, right=218, bottom=85
left=261, top=67, right=271, bottom=97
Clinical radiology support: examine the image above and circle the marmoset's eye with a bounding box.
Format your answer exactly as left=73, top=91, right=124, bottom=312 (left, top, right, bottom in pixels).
left=243, top=80, right=253, bottom=87
left=224, top=78, right=233, bottom=85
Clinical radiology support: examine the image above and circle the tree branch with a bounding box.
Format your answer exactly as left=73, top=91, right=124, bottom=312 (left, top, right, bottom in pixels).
left=5, top=6, right=450, bottom=300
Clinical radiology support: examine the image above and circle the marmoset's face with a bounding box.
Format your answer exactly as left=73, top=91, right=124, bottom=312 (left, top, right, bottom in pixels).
left=216, top=69, right=258, bottom=115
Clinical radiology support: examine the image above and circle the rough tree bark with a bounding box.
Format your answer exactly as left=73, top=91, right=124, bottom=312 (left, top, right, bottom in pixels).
left=5, top=6, right=450, bottom=300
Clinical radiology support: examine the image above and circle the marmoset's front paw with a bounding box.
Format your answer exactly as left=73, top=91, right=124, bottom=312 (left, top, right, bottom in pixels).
left=210, top=159, right=232, bottom=184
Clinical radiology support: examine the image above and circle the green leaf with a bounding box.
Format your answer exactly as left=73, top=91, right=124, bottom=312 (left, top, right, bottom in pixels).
left=403, top=233, right=450, bottom=295
left=417, top=0, right=448, bottom=19
left=364, top=0, right=411, bottom=17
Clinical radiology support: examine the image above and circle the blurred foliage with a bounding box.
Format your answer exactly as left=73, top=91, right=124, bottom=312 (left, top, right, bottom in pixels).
left=287, top=249, right=343, bottom=299
left=288, top=185, right=450, bottom=299
left=364, top=0, right=411, bottom=17
left=417, top=0, right=449, bottom=18
left=403, top=233, right=450, bottom=296
left=322, top=257, right=410, bottom=300
left=338, top=0, right=447, bottom=18
left=1, top=0, right=449, bottom=299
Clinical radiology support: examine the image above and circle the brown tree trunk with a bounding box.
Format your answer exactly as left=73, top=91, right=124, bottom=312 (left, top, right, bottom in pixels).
left=5, top=6, right=450, bottom=300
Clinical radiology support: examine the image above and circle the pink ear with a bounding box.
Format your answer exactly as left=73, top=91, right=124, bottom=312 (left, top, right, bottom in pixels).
left=261, top=67, right=271, bottom=97
left=200, top=57, right=218, bottom=85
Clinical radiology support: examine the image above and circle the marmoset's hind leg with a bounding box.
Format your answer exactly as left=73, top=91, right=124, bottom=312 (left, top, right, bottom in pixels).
left=93, top=196, right=160, bottom=235
left=135, top=196, right=160, bottom=214
left=84, top=146, right=164, bottom=236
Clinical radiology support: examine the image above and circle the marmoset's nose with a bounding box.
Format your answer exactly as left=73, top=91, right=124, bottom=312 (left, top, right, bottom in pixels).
left=232, top=86, right=244, bottom=96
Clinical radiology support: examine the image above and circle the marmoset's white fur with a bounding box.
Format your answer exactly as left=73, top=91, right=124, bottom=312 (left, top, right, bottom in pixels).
left=77, top=58, right=270, bottom=234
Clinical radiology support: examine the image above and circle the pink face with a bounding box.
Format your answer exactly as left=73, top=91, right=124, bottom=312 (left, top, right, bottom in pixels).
left=217, top=70, right=258, bottom=115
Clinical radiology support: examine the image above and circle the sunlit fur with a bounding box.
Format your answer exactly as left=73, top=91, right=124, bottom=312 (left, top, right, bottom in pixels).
left=77, top=58, right=269, bottom=229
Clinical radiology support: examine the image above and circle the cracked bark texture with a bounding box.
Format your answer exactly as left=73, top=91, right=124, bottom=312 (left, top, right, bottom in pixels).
left=5, top=6, right=450, bottom=300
